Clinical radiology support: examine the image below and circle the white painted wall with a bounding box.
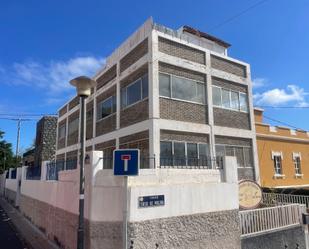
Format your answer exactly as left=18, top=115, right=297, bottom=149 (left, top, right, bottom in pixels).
left=20, top=167, right=79, bottom=215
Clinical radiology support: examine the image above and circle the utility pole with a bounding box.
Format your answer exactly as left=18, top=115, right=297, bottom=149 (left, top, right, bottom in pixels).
left=15, top=119, right=21, bottom=167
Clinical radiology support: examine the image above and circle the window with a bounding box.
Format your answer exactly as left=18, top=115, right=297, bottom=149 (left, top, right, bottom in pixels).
left=160, top=141, right=210, bottom=167
left=239, top=93, right=248, bottom=112
left=68, top=118, right=79, bottom=135
left=159, top=73, right=205, bottom=104
left=121, top=74, right=148, bottom=108
left=293, top=155, right=302, bottom=175
left=58, top=125, right=66, bottom=139
left=215, top=144, right=253, bottom=168
left=273, top=155, right=282, bottom=175
left=212, top=86, right=248, bottom=112
left=212, top=86, right=221, bottom=106
left=97, top=96, right=116, bottom=120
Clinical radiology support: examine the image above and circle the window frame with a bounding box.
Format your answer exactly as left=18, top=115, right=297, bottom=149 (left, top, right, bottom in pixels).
left=212, top=85, right=249, bottom=113
left=68, top=118, right=79, bottom=135
left=159, top=72, right=206, bottom=105
left=58, top=124, right=66, bottom=140
left=273, top=155, right=283, bottom=175
left=96, top=95, right=116, bottom=122
left=121, top=74, right=149, bottom=109
left=215, top=143, right=252, bottom=168
left=293, top=155, right=302, bottom=176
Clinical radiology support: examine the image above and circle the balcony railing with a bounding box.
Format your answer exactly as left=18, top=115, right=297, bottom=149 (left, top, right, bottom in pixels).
left=239, top=204, right=305, bottom=237
left=46, top=159, right=77, bottom=180
left=263, top=192, right=309, bottom=208
left=159, top=156, right=223, bottom=169
left=26, top=166, right=41, bottom=180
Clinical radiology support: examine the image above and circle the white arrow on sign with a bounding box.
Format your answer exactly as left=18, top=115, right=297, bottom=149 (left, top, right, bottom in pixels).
left=121, top=155, right=131, bottom=172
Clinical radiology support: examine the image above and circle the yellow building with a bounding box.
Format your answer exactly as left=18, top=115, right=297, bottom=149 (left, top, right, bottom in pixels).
left=255, top=108, right=309, bottom=189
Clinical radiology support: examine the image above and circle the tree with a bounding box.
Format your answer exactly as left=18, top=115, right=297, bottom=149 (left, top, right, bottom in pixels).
left=0, top=130, right=15, bottom=174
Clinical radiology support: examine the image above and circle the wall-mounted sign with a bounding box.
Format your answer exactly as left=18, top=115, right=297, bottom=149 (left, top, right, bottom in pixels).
left=113, top=149, right=140, bottom=176
left=239, top=180, right=262, bottom=209
left=138, top=195, right=165, bottom=208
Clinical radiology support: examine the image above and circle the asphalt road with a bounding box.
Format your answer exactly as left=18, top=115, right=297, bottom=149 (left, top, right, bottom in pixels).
left=0, top=206, right=28, bottom=249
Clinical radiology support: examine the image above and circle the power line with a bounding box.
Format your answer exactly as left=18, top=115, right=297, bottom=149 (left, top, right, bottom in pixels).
left=256, top=106, right=309, bottom=109
left=0, top=113, right=57, bottom=117
left=208, top=0, right=270, bottom=31
left=263, top=115, right=306, bottom=132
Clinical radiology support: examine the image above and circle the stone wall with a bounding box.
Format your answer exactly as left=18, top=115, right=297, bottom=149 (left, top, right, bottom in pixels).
left=35, top=116, right=57, bottom=166
left=241, top=226, right=306, bottom=249
left=19, top=194, right=78, bottom=249
left=128, top=209, right=241, bottom=249
left=120, top=99, right=149, bottom=128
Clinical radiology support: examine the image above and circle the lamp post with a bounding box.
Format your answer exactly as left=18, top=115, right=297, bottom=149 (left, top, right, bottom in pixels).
left=70, top=76, right=96, bottom=249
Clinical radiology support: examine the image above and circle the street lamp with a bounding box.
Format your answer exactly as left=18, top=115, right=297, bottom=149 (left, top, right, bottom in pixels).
left=70, top=76, right=96, bottom=249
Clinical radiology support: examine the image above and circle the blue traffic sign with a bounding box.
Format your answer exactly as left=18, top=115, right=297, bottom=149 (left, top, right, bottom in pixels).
left=113, top=149, right=140, bottom=176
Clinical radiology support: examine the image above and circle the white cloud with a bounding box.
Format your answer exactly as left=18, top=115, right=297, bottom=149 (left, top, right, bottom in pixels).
left=254, top=84, right=309, bottom=107
left=0, top=56, right=105, bottom=96
left=252, top=78, right=267, bottom=88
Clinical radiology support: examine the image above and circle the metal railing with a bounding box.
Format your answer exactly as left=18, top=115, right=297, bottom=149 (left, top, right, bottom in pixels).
left=26, top=166, right=41, bottom=180
left=11, top=168, right=17, bottom=179
left=159, top=156, right=223, bottom=169
left=263, top=192, right=309, bottom=208
left=101, top=157, right=156, bottom=169
left=239, top=204, right=305, bottom=237
left=46, top=159, right=77, bottom=180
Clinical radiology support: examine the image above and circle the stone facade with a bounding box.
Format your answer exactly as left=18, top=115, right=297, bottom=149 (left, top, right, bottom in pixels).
left=96, top=114, right=117, bottom=136
left=128, top=210, right=241, bottom=249
left=96, top=64, right=117, bottom=90
left=212, top=77, right=247, bottom=93
left=241, top=227, right=306, bottom=249
left=120, top=38, right=148, bottom=73
left=158, top=36, right=206, bottom=65
left=34, top=116, right=57, bottom=166
left=19, top=194, right=78, bottom=249
left=211, top=55, right=247, bottom=78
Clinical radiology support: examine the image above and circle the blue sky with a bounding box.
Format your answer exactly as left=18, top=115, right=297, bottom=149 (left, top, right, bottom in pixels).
left=0, top=0, right=309, bottom=152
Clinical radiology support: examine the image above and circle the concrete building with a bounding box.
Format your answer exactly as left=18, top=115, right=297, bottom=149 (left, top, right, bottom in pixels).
left=53, top=18, right=259, bottom=248
left=56, top=19, right=259, bottom=182
left=255, top=108, right=309, bottom=189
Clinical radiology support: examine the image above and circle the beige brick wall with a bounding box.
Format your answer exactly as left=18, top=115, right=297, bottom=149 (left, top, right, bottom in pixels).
left=96, top=114, right=116, bottom=136
left=86, top=100, right=93, bottom=140
left=159, top=62, right=206, bottom=82
left=120, top=99, right=149, bottom=128
left=158, top=37, right=206, bottom=65
left=58, top=105, right=67, bottom=117
left=160, top=98, right=208, bottom=124
left=211, top=55, right=247, bottom=78
left=96, top=64, right=117, bottom=90
left=214, top=107, right=251, bottom=130
left=212, top=77, right=247, bottom=93
left=68, top=96, right=79, bottom=110
left=120, top=38, right=148, bottom=73
left=161, top=130, right=209, bottom=143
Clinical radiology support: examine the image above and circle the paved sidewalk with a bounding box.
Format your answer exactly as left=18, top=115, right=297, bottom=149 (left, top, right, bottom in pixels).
left=0, top=198, right=59, bottom=249
left=0, top=206, right=27, bottom=249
